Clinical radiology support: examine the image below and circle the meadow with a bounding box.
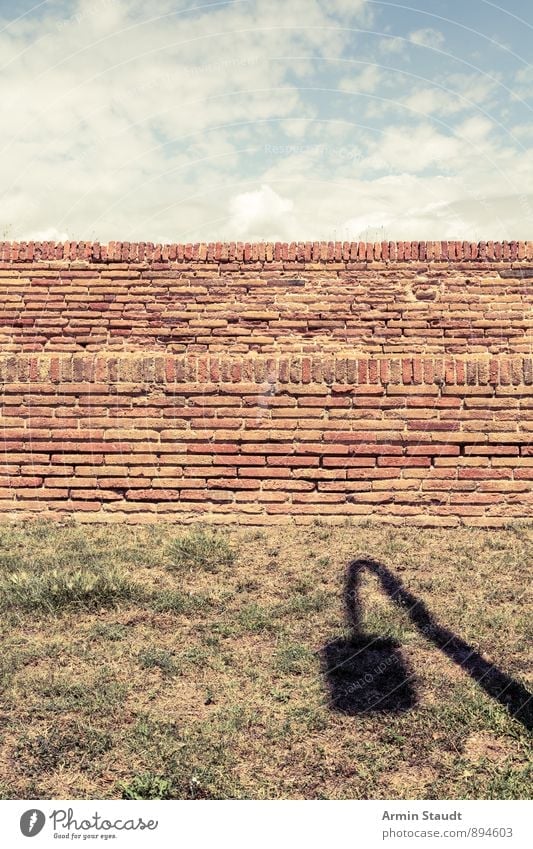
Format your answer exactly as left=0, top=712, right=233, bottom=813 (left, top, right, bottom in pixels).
left=0, top=520, right=530, bottom=800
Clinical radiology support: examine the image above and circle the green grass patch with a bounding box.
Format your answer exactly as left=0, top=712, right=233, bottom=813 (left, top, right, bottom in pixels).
left=0, top=567, right=141, bottom=613
left=119, top=773, right=174, bottom=800
left=274, top=642, right=314, bottom=676
left=166, top=529, right=235, bottom=573
left=150, top=589, right=215, bottom=615
left=138, top=648, right=178, bottom=677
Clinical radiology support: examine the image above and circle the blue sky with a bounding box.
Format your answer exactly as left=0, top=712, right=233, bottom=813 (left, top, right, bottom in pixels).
left=0, top=0, right=531, bottom=241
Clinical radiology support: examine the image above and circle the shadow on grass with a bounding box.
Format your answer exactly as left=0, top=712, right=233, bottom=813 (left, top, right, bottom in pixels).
left=322, top=558, right=532, bottom=730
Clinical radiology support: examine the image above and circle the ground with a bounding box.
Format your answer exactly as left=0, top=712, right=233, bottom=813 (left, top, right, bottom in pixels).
left=0, top=520, right=531, bottom=800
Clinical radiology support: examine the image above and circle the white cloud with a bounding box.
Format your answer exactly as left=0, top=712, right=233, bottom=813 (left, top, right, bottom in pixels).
left=327, top=0, right=374, bottom=26
left=409, top=28, right=445, bottom=50
left=363, top=124, right=461, bottom=172
left=512, top=65, right=533, bottom=99
left=401, top=88, right=461, bottom=117
left=339, top=65, right=382, bottom=94
left=400, top=74, right=498, bottom=119
left=457, top=116, right=493, bottom=142
left=379, top=35, right=406, bottom=55
left=227, top=185, right=294, bottom=241
left=445, top=72, right=501, bottom=106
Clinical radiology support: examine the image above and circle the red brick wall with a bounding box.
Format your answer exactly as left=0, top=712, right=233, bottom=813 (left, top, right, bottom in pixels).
left=0, top=241, right=531, bottom=525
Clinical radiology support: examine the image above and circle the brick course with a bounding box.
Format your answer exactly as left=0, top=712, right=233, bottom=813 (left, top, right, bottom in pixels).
left=0, top=241, right=531, bottom=525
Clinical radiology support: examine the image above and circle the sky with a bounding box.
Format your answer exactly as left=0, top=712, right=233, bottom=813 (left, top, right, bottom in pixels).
left=0, top=0, right=531, bottom=242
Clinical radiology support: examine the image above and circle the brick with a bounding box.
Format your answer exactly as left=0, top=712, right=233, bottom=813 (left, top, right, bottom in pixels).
left=407, top=443, right=460, bottom=456
left=465, top=446, right=519, bottom=456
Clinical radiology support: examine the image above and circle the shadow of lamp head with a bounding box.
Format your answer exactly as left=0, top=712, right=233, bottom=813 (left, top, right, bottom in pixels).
left=321, top=558, right=417, bottom=715
left=322, top=633, right=416, bottom=715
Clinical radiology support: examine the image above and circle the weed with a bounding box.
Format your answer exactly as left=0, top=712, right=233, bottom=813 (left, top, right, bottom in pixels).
left=131, top=716, right=180, bottom=759
left=89, top=622, right=129, bottom=641
left=311, top=519, right=332, bottom=541
left=166, top=530, right=235, bottom=573
left=151, top=590, right=214, bottom=615
left=277, top=591, right=330, bottom=618
left=287, top=706, right=327, bottom=732
left=138, top=648, right=178, bottom=676
left=247, top=530, right=266, bottom=542
left=236, top=603, right=277, bottom=634
left=178, top=645, right=211, bottom=669
left=14, top=670, right=127, bottom=716
left=119, top=773, right=173, bottom=800
left=270, top=688, right=291, bottom=703
left=235, top=578, right=260, bottom=593
left=275, top=643, right=314, bottom=675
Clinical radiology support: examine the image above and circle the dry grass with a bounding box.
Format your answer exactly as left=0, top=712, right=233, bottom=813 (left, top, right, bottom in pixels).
left=0, top=519, right=531, bottom=800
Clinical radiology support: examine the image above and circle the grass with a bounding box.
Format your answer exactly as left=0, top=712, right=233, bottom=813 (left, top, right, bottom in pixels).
left=0, top=567, right=140, bottom=613
left=119, top=773, right=174, bottom=800
left=0, top=520, right=530, bottom=800
left=14, top=721, right=113, bottom=777
left=138, top=648, right=178, bottom=677
left=165, top=529, right=235, bottom=573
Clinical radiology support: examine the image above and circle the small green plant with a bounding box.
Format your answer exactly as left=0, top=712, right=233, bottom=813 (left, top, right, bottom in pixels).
left=235, top=578, right=260, bottom=593
left=89, top=622, right=129, bottom=641
left=247, top=530, right=266, bottom=542
left=310, top=519, right=332, bottom=541
left=119, top=773, right=173, bottom=800
left=236, top=603, right=277, bottom=634
left=166, top=530, right=235, bottom=573
left=138, top=648, right=177, bottom=676
left=277, top=590, right=330, bottom=619
left=151, top=590, right=213, bottom=615
left=0, top=552, right=25, bottom=571
left=270, top=688, right=291, bottom=703
left=274, top=643, right=313, bottom=675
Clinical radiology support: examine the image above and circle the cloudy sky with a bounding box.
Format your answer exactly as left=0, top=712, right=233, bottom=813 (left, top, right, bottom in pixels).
left=1, top=0, right=531, bottom=242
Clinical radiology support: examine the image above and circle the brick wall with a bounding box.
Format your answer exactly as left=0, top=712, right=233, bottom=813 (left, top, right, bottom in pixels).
left=0, top=241, right=531, bottom=525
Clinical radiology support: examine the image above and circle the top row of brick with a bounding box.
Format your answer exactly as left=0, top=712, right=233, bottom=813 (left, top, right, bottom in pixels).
left=1, top=240, right=532, bottom=263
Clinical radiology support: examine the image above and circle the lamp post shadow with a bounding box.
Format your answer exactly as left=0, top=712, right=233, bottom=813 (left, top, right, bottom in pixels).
left=321, top=557, right=532, bottom=731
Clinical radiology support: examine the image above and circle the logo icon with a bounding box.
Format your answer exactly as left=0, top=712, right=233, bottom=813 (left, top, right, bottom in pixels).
left=20, top=810, right=46, bottom=837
